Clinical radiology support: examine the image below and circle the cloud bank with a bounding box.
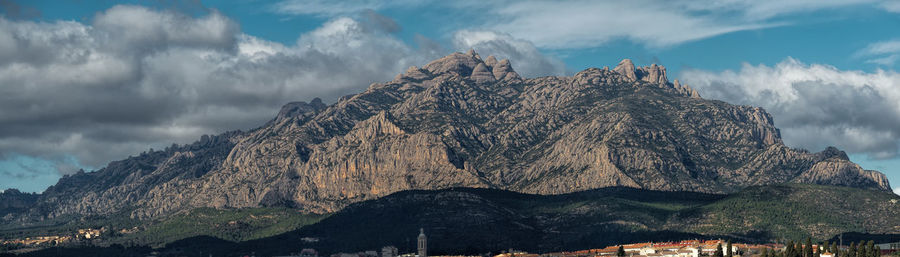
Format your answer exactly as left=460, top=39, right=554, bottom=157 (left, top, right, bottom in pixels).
left=0, top=5, right=437, bottom=176
left=0, top=5, right=564, bottom=187
left=682, top=58, right=900, bottom=159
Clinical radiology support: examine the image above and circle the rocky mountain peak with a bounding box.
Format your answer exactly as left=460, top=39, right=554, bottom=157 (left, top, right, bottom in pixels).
left=613, top=58, right=637, bottom=81
left=612, top=58, right=700, bottom=98
left=274, top=98, right=326, bottom=123
left=471, top=62, right=496, bottom=83
left=422, top=50, right=521, bottom=82
left=613, top=58, right=668, bottom=84
left=484, top=55, right=499, bottom=67
left=423, top=51, right=481, bottom=76
left=394, top=66, right=432, bottom=82
left=492, top=58, right=521, bottom=81
left=818, top=146, right=850, bottom=161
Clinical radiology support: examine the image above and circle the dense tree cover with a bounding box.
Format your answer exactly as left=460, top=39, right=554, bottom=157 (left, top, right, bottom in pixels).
left=691, top=184, right=900, bottom=240
left=764, top=238, right=885, bottom=257
left=109, top=208, right=324, bottom=247
left=0, top=207, right=324, bottom=251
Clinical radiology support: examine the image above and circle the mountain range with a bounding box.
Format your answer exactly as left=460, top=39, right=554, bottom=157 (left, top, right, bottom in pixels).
left=0, top=51, right=893, bottom=237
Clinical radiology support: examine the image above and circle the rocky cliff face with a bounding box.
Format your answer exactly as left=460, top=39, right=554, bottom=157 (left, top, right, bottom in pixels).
left=8, top=50, right=891, bottom=221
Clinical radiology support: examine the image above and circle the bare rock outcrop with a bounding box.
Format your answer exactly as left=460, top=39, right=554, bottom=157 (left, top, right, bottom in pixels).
left=613, top=59, right=638, bottom=81
left=471, top=63, right=496, bottom=83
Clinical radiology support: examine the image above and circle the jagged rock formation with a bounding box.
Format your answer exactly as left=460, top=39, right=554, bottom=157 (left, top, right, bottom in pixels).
left=0, top=189, right=38, bottom=219
left=6, top=51, right=891, bottom=222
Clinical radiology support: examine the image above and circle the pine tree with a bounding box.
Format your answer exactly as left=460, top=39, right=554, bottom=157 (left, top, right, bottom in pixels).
left=788, top=241, right=797, bottom=257
left=824, top=242, right=830, bottom=254
left=728, top=241, right=734, bottom=257
left=849, top=242, right=857, bottom=257
left=715, top=243, right=724, bottom=257
left=799, top=243, right=806, bottom=257
left=867, top=241, right=875, bottom=257
left=806, top=238, right=814, bottom=257
left=618, top=246, right=626, bottom=257
left=858, top=241, right=865, bottom=257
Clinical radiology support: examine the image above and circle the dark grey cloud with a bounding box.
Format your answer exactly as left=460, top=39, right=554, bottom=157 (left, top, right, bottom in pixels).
left=0, top=0, right=40, bottom=19
left=682, top=58, right=900, bottom=159
left=361, top=9, right=400, bottom=34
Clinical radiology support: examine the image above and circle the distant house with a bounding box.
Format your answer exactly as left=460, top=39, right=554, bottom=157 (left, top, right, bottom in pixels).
left=301, top=248, right=319, bottom=257
left=676, top=248, right=699, bottom=257
left=77, top=228, right=101, bottom=239
left=876, top=242, right=900, bottom=256
left=382, top=246, right=399, bottom=257
left=820, top=252, right=835, bottom=257
left=273, top=247, right=317, bottom=257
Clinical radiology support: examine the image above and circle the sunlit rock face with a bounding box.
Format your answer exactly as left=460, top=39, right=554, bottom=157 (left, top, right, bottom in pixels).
left=15, top=51, right=890, bottom=221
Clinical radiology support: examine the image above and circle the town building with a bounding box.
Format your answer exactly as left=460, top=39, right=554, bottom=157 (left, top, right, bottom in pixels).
left=301, top=248, right=319, bottom=257
left=383, top=246, right=399, bottom=257
left=76, top=228, right=101, bottom=239
left=876, top=242, right=900, bottom=256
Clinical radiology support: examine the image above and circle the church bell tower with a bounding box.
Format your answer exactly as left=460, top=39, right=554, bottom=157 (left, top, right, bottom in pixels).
left=417, top=228, right=427, bottom=257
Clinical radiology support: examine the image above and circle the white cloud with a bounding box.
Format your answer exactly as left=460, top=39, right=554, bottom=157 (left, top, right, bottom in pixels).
left=0, top=5, right=569, bottom=184
left=881, top=1, right=900, bottom=12
left=0, top=6, right=444, bottom=175
left=857, top=39, right=900, bottom=66
left=271, top=0, right=893, bottom=49
left=681, top=58, right=900, bottom=159
left=270, top=0, right=423, bottom=16
left=452, top=30, right=566, bottom=77
left=485, top=0, right=780, bottom=49
left=894, top=187, right=900, bottom=195
left=674, top=0, right=879, bottom=20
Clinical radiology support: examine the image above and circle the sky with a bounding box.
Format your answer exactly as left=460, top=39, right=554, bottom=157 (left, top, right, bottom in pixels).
left=1, top=0, right=899, bottom=195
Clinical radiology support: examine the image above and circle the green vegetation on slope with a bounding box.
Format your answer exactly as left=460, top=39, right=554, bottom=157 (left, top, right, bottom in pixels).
left=0, top=207, right=325, bottom=249
left=111, top=207, right=326, bottom=247
left=243, top=184, right=899, bottom=255
left=677, top=184, right=900, bottom=240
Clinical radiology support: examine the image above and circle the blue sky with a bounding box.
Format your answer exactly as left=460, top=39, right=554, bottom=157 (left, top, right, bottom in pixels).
left=1, top=0, right=900, bottom=194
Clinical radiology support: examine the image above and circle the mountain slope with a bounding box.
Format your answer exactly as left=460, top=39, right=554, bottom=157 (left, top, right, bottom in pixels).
left=244, top=184, right=900, bottom=255
left=5, top=50, right=891, bottom=222
left=11, top=184, right=900, bottom=257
